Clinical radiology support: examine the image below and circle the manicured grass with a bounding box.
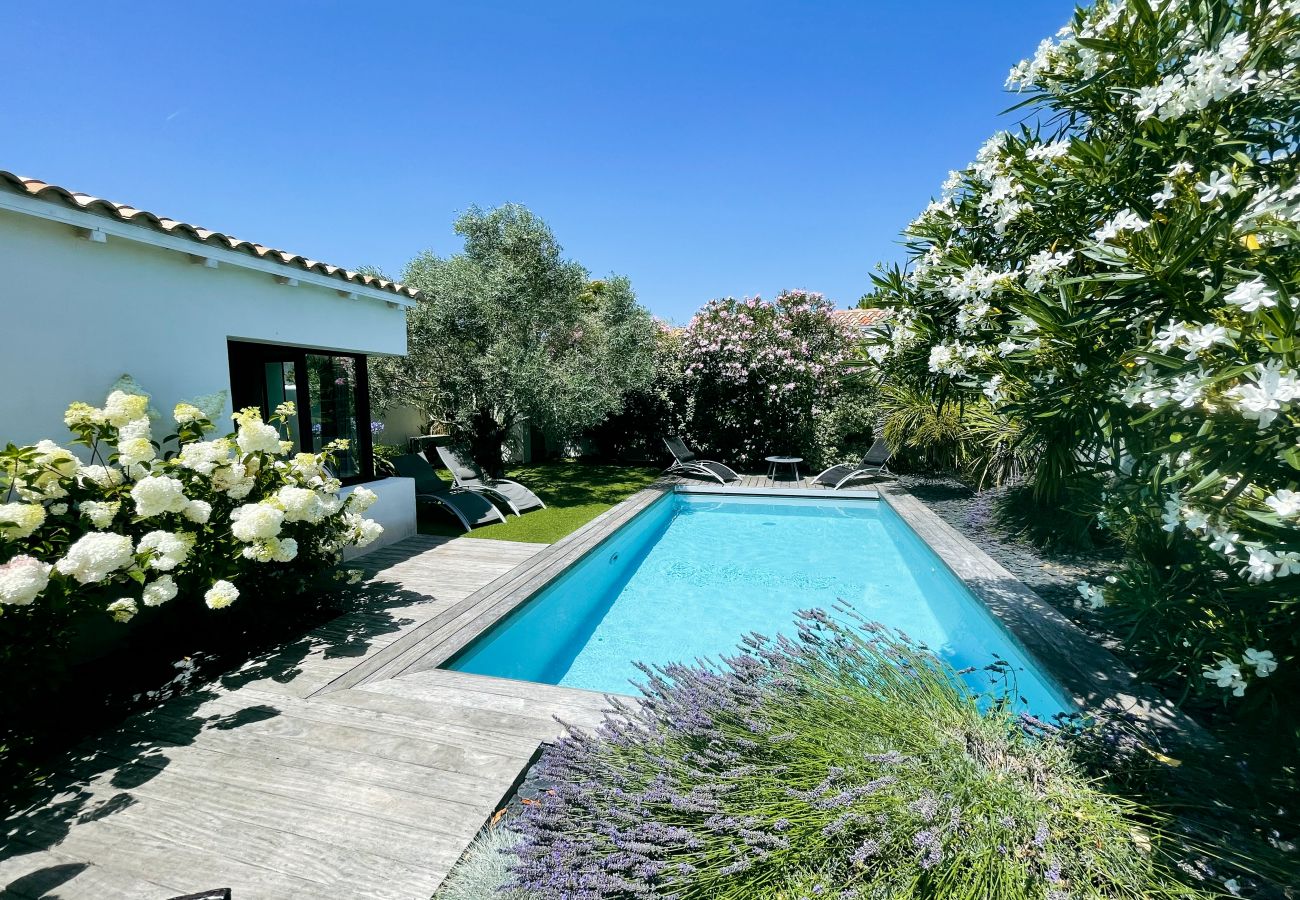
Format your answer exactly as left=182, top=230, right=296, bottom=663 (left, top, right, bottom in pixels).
left=417, top=461, right=661, bottom=544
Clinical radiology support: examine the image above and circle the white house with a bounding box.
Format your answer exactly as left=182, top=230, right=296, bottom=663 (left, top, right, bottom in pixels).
left=0, top=170, right=418, bottom=552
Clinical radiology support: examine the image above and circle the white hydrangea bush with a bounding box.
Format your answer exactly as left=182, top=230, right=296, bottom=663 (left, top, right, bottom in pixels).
left=0, top=383, right=382, bottom=627
left=867, top=0, right=1299, bottom=707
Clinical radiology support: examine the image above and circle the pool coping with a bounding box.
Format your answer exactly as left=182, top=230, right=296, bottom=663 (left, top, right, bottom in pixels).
left=319, top=477, right=1210, bottom=752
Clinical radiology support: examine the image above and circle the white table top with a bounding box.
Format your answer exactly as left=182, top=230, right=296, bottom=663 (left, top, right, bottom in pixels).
left=765, top=455, right=803, bottom=463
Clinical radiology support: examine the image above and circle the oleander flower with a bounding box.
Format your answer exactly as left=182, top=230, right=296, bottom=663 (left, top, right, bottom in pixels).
left=276, top=485, right=326, bottom=523
left=141, top=574, right=179, bottom=607
left=0, top=555, right=52, bottom=606
left=204, top=579, right=240, bottom=609
left=131, top=475, right=189, bottom=518
left=136, top=530, right=192, bottom=571
left=103, top=390, right=150, bottom=427
left=1242, top=648, right=1278, bottom=677
left=56, top=532, right=135, bottom=584
left=0, top=502, right=46, bottom=540
left=107, top=597, right=138, bottom=623
left=1202, top=658, right=1247, bottom=696
left=230, top=503, right=284, bottom=542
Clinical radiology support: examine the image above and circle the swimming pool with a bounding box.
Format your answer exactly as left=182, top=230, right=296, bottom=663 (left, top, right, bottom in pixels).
left=444, top=490, right=1072, bottom=718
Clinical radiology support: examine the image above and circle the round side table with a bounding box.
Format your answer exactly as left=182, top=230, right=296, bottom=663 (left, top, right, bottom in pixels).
left=765, top=455, right=803, bottom=482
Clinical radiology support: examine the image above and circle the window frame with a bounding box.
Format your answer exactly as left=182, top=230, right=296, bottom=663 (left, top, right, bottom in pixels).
left=226, top=340, right=375, bottom=484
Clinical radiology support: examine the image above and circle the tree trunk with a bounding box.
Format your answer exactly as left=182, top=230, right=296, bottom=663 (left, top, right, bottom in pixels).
left=468, top=408, right=509, bottom=477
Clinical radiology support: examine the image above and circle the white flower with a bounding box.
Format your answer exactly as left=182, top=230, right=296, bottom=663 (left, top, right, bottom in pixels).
left=1076, top=581, right=1106, bottom=610
left=117, top=437, right=156, bottom=468
left=1224, top=277, right=1278, bottom=312
left=211, top=460, right=255, bottom=499
left=1196, top=170, right=1239, bottom=203
left=1264, top=489, right=1300, bottom=518
left=1150, top=182, right=1177, bottom=208
left=49, top=503, right=68, bottom=515
left=107, top=597, right=138, bottom=623
left=1207, top=525, right=1240, bottom=555
left=1242, top=547, right=1280, bottom=583
left=1025, top=140, right=1070, bottom=162
left=103, top=390, right=150, bottom=427
left=1093, top=210, right=1148, bottom=242
left=142, top=574, right=178, bottom=607
left=55, top=532, right=136, bottom=584
left=982, top=375, right=1004, bottom=404
left=346, top=486, right=378, bottom=514
left=78, top=465, right=124, bottom=489
left=230, top=503, right=284, bottom=542
left=1202, top=658, right=1246, bottom=696
left=131, top=475, right=190, bottom=518
left=79, top=500, right=121, bottom=529
left=276, top=486, right=326, bottom=524
left=205, top=579, right=239, bottom=609
left=64, top=401, right=105, bottom=428
left=1023, top=249, right=1074, bottom=292
left=117, top=417, right=152, bottom=443
left=0, top=555, right=52, bottom=606
left=236, top=418, right=284, bottom=456
left=136, top=530, right=192, bottom=571
left=1227, top=359, right=1300, bottom=428
left=355, top=518, right=384, bottom=548
left=173, top=402, right=206, bottom=425
left=183, top=499, right=212, bottom=524
left=0, top=502, right=46, bottom=539
left=178, top=439, right=233, bottom=476
left=1242, top=648, right=1278, bottom=678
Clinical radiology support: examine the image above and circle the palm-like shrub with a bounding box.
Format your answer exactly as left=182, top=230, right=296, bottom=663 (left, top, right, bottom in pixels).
left=867, top=0, right=1299, bottom=710
left=680, top=291, right=855, bottom=469
left=507, top=610, right=1214, bottom=899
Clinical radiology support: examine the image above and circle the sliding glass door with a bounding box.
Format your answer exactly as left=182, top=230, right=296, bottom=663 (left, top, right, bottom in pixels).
left=227, top=340, right=374, bottom=482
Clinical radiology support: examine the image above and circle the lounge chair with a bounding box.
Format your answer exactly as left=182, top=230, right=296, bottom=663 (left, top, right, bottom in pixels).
left=431, top=445, right=546, bottom=516
left=812, top=437, right=894, bottom=489
left=663, top=436, right=740, bottom=484
left=390, top=453, right=507, bottom=531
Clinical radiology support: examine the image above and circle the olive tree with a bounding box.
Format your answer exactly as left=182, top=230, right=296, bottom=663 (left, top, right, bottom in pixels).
left=371, top=204, right=658, bottom=473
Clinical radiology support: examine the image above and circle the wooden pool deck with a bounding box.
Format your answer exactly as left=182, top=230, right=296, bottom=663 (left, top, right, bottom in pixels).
left=0, top=535, right=613, bottom=900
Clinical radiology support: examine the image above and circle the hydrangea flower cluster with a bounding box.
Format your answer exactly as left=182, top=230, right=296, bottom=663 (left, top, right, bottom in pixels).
left=678, top=290, right=855, bottom=467
left=0, top=381, right=382, bottom=621
left=867, top=0, right=1299, bottom=705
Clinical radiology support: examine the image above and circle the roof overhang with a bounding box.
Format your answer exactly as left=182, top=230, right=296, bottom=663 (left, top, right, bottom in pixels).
left=0, top=185, right=417, bottom=309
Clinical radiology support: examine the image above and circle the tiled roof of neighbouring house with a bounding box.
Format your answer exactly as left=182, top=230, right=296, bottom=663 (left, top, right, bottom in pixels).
left=833, top=307, right=891, bottom=327
left=0, top=170, right=420, bottom=300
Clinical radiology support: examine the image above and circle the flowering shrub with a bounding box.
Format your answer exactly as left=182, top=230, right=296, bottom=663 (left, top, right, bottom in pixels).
left=680, top=290, right=855, bottom=468
left=507, top=609, right=1214, bottom=899
left=866, top=0, right=1299, bottom=712
left=1, top=382, right=382, bottom=627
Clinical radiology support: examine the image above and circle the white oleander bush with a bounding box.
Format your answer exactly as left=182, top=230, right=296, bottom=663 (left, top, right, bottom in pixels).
left=866, top=0, right=1300, bottom=716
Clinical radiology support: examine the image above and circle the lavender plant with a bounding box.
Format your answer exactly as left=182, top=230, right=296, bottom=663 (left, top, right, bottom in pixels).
left=507, top=609, right=1216, bottom=899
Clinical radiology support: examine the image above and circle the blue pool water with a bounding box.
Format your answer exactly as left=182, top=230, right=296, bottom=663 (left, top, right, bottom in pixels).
left=445, top=492, right=1071, bottom=718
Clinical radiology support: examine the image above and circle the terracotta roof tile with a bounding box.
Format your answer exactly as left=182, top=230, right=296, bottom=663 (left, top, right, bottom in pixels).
left=833, top=307, right=890, bottom=327
left=0, top=171, right=420, bottom=300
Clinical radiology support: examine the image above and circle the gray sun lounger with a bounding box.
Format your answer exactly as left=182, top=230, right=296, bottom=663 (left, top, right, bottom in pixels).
left=812, top=437, right=894, bottom=489
left=432, top=445, right=546, bottom=516
left=390, top=454, right=507, bottom=531
left=663, top=436, right=740, bottom=484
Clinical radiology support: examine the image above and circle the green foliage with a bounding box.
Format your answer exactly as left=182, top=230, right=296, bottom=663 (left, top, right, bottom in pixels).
left=866, top=0, right=1300, bottom=714
left=678, top=291, right=856, bottom=469
left=370, top=205, right=659, bottom=474
left=585, top=324, right=690, bottom=462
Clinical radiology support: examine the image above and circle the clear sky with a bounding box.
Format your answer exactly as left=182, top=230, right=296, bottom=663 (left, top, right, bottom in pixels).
left=2, top=1, right=1073, bottom=321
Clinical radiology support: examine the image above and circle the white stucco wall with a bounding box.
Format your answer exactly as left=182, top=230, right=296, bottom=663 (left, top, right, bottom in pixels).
left=0, top=208, right=408, bottom=448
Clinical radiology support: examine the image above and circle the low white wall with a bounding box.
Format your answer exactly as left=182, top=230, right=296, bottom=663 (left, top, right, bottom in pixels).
left=0, top=209, right=408, bottom=448
left=341, top=476, right=417, bottom=560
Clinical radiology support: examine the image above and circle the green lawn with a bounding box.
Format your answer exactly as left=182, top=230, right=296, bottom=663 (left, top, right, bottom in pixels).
left=417, top=461, right=662, bottom=544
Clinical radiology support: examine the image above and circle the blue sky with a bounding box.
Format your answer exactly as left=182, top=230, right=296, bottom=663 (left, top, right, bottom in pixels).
left=2, top=1, right=1073, bottom=321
